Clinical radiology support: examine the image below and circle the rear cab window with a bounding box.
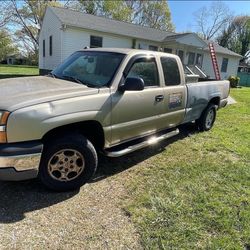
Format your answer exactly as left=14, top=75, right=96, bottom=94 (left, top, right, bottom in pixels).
left=160, top=57, right=181, bottom=86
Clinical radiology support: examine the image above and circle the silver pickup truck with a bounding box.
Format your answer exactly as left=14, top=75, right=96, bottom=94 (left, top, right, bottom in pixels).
left=0, top=48, right=229, bottom=191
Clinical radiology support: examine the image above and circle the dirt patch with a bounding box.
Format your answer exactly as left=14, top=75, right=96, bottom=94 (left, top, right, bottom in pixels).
left=0, top=158, right=143, bottom=249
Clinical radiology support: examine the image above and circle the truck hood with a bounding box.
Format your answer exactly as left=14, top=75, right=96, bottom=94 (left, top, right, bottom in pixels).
left=0, top=76, right=99, bottom=111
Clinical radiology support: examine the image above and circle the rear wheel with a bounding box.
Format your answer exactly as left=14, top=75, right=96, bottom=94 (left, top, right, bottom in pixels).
left=197, top=104, right=217, bottom=131
left=39, top=134, right=97, bottom=191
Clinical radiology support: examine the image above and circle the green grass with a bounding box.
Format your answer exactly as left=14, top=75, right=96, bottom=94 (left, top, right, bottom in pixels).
left=125, top=88, right=250, bottom=249
left=0, top=64, right=39, bottom=79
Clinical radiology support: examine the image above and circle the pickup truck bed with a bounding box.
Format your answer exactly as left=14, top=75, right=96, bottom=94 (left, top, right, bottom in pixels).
left=184, top=80, right=229, bottom=123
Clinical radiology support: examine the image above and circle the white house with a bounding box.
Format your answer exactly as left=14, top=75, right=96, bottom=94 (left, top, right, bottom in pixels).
left=39, top=6, right=242, bottom=79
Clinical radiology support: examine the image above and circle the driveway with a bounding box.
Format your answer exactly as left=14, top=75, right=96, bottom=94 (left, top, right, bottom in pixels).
left=0, top=155, right=144, bottom=249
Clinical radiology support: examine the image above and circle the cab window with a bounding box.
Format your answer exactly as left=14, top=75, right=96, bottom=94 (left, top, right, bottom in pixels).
left=161, top=57, right=181, bottom=86
left=127, top=58, right=159, bottom=87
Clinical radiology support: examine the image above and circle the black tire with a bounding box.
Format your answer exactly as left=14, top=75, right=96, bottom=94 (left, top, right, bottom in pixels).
left=197, top=104, right=217, bottom=131
left=39, top=134, right=98, bottom=191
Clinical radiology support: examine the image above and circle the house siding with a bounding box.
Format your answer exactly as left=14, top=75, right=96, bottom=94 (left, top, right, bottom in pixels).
left=203, top=52, right=239, bottom=79
left=39, top=8, right=62, bottom=71
left=135, top=40, right=161, bottom=50
left=61, top=27, right=133, bottom=62
left=176, top=34, right=205, bottom=48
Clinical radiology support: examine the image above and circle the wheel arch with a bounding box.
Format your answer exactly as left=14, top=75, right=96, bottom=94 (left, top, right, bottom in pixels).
left=208, top=96, right=220, bottom=107
left=42, top=120, right=105, bottom=150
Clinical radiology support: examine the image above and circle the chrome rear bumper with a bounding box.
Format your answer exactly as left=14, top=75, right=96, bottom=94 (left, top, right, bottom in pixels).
left=219, top=98, right=228, bottom=108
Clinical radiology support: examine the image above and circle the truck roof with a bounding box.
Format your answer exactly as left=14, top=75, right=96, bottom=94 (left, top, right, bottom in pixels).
left=78, top=47, right=177, bottom=58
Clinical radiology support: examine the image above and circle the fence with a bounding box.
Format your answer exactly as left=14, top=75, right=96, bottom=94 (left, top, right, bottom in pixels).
left=238, top=72, right=250, bottom=87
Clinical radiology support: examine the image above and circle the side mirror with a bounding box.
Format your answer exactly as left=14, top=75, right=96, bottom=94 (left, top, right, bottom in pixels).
left=119, top=77, right=144, bottom=92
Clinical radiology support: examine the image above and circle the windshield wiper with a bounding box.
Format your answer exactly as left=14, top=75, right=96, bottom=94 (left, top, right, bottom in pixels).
left=62, top=75, right=83, bottom=84
left=62, top=75, right=96, bottom=88
left=47, top=72, right=58, bottom=78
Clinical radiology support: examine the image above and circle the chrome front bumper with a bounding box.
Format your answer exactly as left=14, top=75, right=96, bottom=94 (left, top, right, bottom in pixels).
left=0, top=141, right=43, bottom=181
left=0, top=154, right=41, bottom=181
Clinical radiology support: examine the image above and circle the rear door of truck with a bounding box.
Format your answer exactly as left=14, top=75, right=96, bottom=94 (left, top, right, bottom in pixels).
left=158, top=55, right=187, bottom=128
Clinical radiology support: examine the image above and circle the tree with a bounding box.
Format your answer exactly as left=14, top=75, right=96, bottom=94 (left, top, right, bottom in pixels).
left=0, top=30, right=17, bottom=61
left=9, top=0, right=62, bottom=55
left=138, top=0, right=174, bottom=31
left=194, top=1, right=232, bottom=40
left=217, top=16, right=250, bottom=56
left=65, top=0, right=102, bottom=15
left=70, top=0, right=174, bottom=31
left=102, top=0, right=133, bottom=22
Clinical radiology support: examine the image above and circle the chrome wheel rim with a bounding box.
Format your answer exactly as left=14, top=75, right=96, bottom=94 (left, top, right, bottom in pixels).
left=48, top=149, right=85, bottom=182
left=205, top=109, right=215, bottom=128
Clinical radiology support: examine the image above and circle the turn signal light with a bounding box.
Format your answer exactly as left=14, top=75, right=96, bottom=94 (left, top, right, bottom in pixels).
left=0, top=131, right=7, bottom=143
left=0, top=112, right=10, bottom=125
left=0, top=112, right=10, bottom=143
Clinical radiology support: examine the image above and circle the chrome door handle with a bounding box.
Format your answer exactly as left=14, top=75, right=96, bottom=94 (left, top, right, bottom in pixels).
left=155, top=95, right=164, bottom=102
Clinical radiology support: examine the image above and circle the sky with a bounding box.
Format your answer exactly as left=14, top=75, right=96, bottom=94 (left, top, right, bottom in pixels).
left=168, top=0, right=250, bottom=32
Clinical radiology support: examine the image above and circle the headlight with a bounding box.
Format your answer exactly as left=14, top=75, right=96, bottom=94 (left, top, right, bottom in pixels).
left=0, top=111, right=10, bottom=143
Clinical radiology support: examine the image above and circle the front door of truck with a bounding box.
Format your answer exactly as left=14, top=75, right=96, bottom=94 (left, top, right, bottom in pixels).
left=111, top=56, right=165, bottom=145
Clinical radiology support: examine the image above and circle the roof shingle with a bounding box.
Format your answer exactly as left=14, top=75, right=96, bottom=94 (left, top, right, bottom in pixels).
left=50, top=6, right=176, bottom=42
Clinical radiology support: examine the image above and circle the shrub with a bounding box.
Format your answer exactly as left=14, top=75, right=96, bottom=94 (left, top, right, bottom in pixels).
left=228, top=75, right=240, bottom=88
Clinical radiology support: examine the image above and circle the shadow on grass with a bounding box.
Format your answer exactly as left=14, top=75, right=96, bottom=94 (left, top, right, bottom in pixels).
left=0, top=74, right=38, bottom=79
left=93, top=123, right=198, bottom=182
left=0, top=123, right=197, bottom=224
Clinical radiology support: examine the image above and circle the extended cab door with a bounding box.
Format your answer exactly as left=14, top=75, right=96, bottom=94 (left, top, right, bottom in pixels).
left=159, top=56, right=187, bottom=128
left=111, top=56, right=165, bottom=145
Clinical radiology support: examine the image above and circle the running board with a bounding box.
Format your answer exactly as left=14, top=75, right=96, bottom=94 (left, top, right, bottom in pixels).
left=104, top=128, right=179, bottom=157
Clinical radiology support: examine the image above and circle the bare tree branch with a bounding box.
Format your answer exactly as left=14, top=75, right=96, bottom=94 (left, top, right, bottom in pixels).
left=194, top=1, right=232, bottom=40
left=0, top=2, right=12, bottom=28
left=11, top=0, right=39, bottom=46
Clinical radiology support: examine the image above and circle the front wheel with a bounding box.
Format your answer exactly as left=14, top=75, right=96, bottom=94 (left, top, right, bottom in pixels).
left=197, top=104, right=217, bottom=131
left=39, top=134, right=98, bottom=191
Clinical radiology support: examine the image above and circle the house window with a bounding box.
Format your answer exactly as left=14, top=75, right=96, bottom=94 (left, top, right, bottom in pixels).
left=90, top=35, right=103, bottom=48
left=188, top=52, right=195, bottom=65
left=196, top=53, right=203, bottom=66
left=161, top=57, right=181, bottom=86
left=43, top=39, right=45, bottom=57
left=149, top=45, right=158, bottom=51
left=49, top=36, right=52, bottom=56
left=138, top=43, right=148, bottom=49
left=177, top=50, right=184, bottom=63
left=164, top=48, right=172, bottom=53
left=221, top=58, right=228, bottom=72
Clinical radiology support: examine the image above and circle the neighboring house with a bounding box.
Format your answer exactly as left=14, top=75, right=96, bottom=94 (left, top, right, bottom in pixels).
left=6, top=53, right=25, bottom=65
left=39, top=6, right=242, bottom=79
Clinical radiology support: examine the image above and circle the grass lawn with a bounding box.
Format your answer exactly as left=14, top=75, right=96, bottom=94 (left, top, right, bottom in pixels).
left=125, top=88, right=250, bottom=249
left=0, top=64, right=39, bottom=79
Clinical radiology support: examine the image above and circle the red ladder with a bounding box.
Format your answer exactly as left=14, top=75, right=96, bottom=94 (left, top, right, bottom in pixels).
left=209, top=43, right=221, bottom=80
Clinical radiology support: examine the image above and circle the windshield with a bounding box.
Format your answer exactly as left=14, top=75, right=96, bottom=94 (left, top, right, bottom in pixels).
left=52, top=51, right=125, bottom=87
